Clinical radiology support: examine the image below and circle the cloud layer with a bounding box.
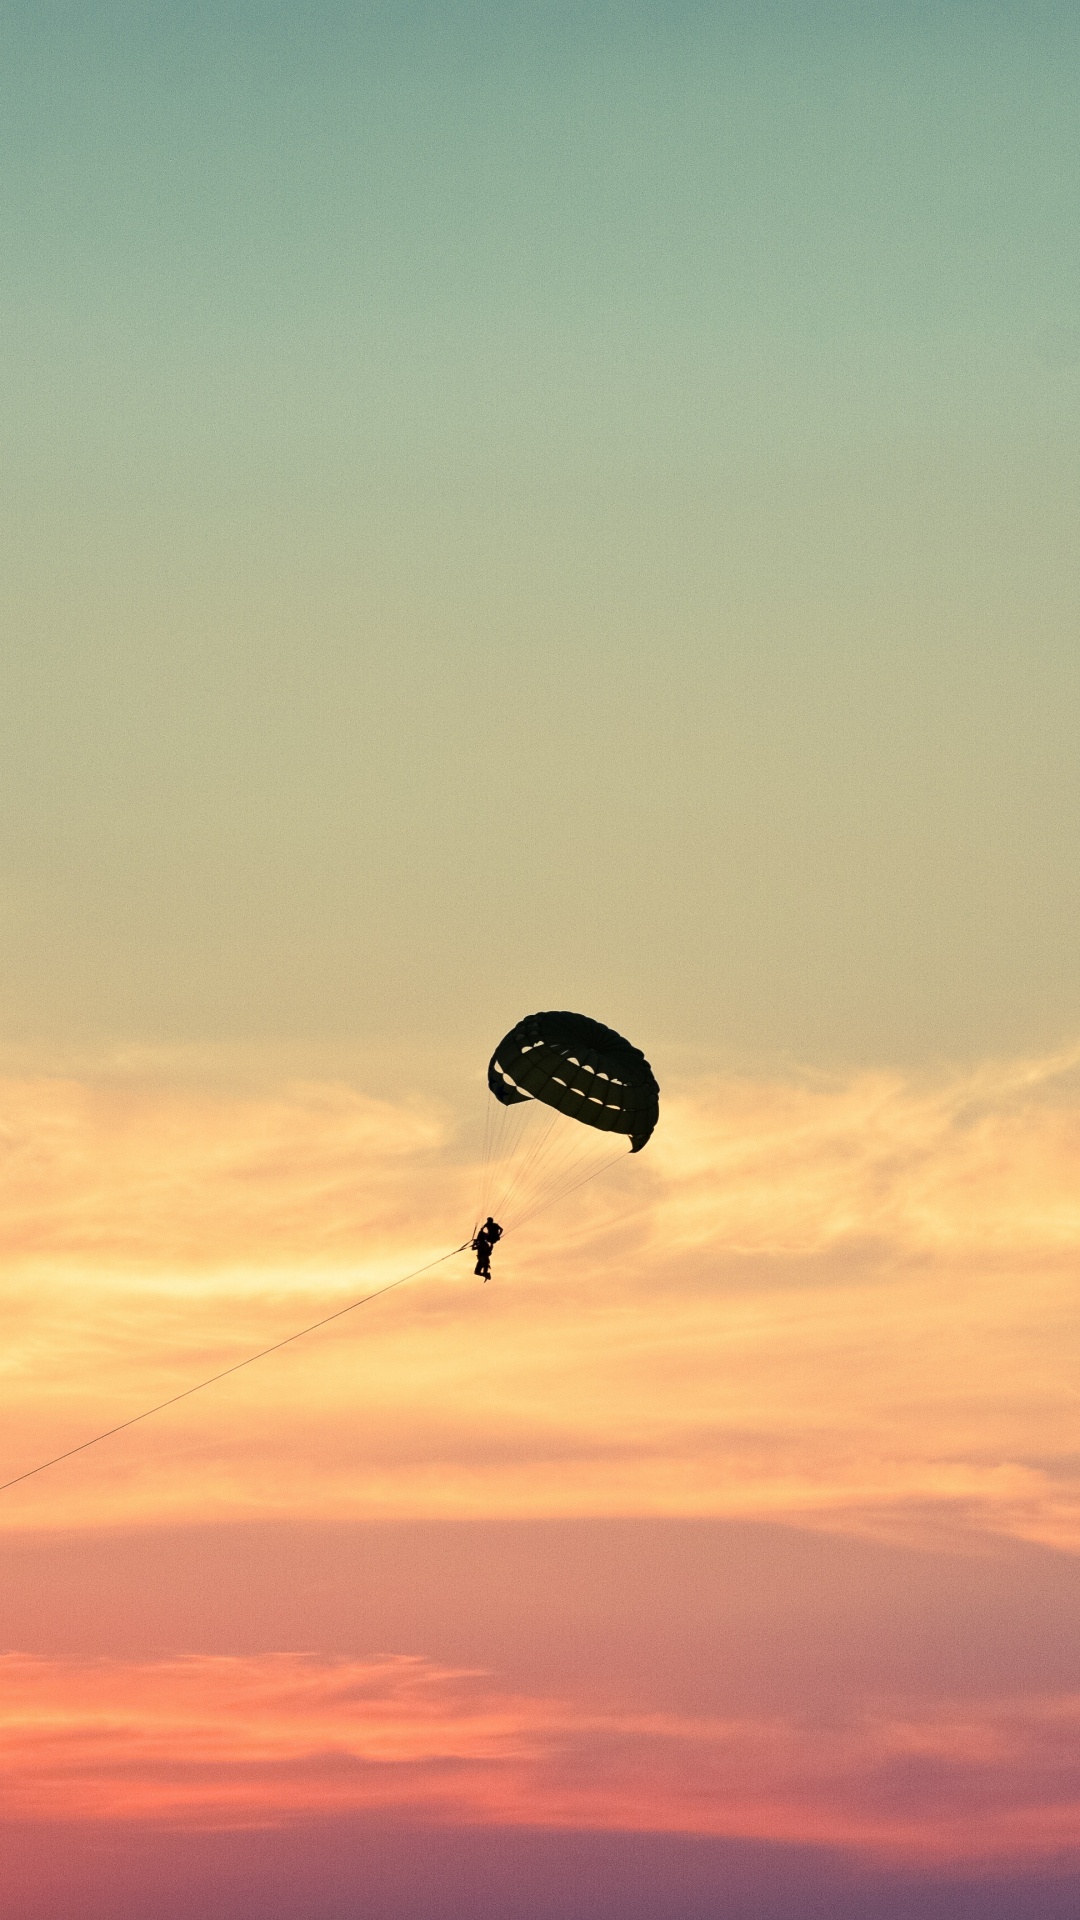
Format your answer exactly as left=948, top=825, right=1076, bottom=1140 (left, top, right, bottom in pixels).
left=1, top=1650, right=1078, bottom=1867
left=0, top=1052, right=1068, bottom=1543
left=1, top=1050, right=1079, bottom=1892
left=1, top=1051, right=1078, bottom=1543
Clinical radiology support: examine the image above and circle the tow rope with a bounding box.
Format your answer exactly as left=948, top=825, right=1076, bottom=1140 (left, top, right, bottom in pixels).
left=0, top=1240, right=473, bottom=1496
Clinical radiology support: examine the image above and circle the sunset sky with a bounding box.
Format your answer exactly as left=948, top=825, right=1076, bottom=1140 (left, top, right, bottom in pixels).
left=3, top=3, right=1080, bottom=1916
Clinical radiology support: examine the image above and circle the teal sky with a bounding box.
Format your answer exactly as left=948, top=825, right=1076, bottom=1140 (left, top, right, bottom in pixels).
left=3, top=0, right=1079, bottom=1072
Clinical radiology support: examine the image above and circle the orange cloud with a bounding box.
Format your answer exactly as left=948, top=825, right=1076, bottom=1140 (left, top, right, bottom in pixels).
left=0, top=1050, right=1078, bottom=1548
left=0, top=1071, right=451, bottom=1268
left=651, top=1047, right=1080, bottom=1260
left=0, top=1652, right=1076, bottom=1867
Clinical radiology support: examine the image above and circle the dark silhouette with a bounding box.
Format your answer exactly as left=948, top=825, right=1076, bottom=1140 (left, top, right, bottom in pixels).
left=487, top=1009, right=659, bottom=1154
left=472, top=1217, right=503, bottom=1280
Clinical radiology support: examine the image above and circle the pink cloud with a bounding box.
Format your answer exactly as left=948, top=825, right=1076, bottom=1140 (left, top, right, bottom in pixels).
left=0, top=1652, right=1077, bottom=1867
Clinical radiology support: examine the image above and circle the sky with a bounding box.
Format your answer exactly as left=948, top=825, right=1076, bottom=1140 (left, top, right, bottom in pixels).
left=2, top=2, right=1080, bottom=1915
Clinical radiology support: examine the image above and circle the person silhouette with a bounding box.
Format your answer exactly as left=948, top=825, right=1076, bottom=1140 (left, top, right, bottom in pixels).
left=472, top=1217, right=503, bottom=1280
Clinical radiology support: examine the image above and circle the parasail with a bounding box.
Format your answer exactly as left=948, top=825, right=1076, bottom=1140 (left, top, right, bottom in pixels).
left=488, top=1010, right=659, bottom=1150
left=476, top=1011, right=659, bottom=1235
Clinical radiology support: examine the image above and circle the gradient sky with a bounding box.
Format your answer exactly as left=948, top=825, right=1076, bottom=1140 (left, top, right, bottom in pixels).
left=4, top=0, right=1080, bottom=1069
left=2, top=3, right=1080, bottom=1916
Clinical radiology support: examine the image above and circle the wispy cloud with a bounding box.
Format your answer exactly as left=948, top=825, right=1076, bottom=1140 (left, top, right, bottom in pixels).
left=0, top=1052, right=1077, bottom=1546
left=0, top=1072, right=452, bottom=1268
left=650, top=1048, right=1080, bottom=1259
left=0, top=1652, right=1077, bottom=1866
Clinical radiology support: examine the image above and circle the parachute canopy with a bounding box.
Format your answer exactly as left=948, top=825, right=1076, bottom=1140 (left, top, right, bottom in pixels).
left=488, top=1011, right=659, bottom=1153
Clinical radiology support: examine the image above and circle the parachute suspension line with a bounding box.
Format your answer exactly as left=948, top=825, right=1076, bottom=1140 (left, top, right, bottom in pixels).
left=482, top=1104, right=627, bottom=1235
left=484, top=1098, right=544, bottom=1222
left=504, top=1146, right=630, bottom=1234
left=477, top=1090, right=517, bottom=1228
left=489, top=1105, right=561, bottom=1222
left=474, top=1085, right=498, bottom=1233
left=481, top=1093, right=630, bottom=1236
left=497, top=1098, right=619, bottom=1231
left=496, top=1113, right=583, bottom=1227
left=491, top=1095, right=520, bottom=1205
left=0, top=1240, right=473, bottom=1499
